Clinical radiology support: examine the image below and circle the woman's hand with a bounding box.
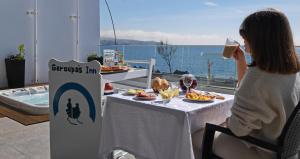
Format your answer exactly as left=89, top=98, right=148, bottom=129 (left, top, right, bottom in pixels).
left=232, top=46, right=245, bottom=62
left=233, top=46, right=247, bottom=85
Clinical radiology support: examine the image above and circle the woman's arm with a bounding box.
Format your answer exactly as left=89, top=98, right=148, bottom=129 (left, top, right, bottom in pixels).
left=233, top=47, right=247, bottom=85
left=227, top=71, right=277, bottom=136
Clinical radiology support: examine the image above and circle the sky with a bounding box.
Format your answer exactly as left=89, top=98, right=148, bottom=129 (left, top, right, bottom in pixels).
left=100, top=0, right=300, bottom=45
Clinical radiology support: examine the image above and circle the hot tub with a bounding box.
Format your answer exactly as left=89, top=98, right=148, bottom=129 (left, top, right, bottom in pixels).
left=0, top=85, right=49, bottom=115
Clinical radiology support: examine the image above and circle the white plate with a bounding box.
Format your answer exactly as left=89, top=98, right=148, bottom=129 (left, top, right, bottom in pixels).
left=183, top=98, right=214, bottom=103
left=122, top=92, right=136, bottom=96
left=133, top=96, right=156, bottom=101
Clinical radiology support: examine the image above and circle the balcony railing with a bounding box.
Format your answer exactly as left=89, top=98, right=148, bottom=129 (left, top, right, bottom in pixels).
left=98, top=44, right=253, bottom=89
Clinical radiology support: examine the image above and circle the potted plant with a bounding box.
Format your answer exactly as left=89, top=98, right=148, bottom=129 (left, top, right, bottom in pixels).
left=5, top=44, right=25, bottom=88
left=87, top=53, right=103, bottom=65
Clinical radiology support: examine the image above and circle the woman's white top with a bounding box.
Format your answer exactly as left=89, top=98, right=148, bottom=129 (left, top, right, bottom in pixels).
left=229, top=66, right=300, bottom=143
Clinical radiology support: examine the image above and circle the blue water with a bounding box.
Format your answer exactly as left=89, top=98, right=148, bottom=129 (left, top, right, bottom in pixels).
left=100, top=45, right=300, bottom=80
left=13, top=92, right=49, bottom=106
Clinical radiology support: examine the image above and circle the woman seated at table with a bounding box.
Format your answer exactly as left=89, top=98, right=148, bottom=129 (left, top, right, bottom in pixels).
left=192, top=8, right=300, bottom=159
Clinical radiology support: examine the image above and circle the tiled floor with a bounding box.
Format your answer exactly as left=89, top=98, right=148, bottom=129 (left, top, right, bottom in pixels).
left=0, top=83, right=138, bottom=159
left=0, top=118, right=50, bottom=159
left=0, top=117, right=136, bottom=159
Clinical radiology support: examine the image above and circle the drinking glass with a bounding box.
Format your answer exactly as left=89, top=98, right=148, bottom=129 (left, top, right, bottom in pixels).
left=182, top=74, right=195, bottom=93
left=223, top=38, right=239, bottom=59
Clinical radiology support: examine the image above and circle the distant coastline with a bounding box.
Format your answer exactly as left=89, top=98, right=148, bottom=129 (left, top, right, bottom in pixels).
left=100, top=37, right=300, bottom=48
left=100, top=37, right=224, bottom=46
left=100, top=37, right=159, bottom=46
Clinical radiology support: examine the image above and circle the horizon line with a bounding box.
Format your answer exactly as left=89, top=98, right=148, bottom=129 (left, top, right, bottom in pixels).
left=100, top=36, right=300, bottom=46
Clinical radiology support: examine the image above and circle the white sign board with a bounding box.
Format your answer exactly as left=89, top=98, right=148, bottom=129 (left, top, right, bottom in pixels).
left=49, top=59, right=102, bottom=159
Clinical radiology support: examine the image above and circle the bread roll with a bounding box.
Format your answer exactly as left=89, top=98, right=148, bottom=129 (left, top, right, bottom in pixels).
left=161, top=79, right=169, bottom=90
left=152, top=77, right=162, bottom=92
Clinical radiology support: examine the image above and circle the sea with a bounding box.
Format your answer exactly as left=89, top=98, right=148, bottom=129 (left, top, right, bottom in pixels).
left=100, top=45, right=300, bottom=80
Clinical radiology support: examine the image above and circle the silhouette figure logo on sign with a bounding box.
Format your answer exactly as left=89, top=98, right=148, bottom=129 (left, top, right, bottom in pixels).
left=66, top=98, right=83, bottom=125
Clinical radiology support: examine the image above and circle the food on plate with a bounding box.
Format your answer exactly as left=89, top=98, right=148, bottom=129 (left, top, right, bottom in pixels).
left=105, top=83, right=113, bottom=90
left=191, top=90, right=226, bottom=100
left=136, top=92, right=156, bottom=98
left=185, top=92, right=215, bottom=101
left=160, top=91, right=172, bottom=100
left=215, top=95, right=225, bottom=100
left=101, top=65, right=112, bottom=71
left=126, top=89, right=145, bottom=95
left=111, top=65, right=122, bottom=71
left=121, top=66, right=129, bottom=70
left=172, top=88, right=180, bottom=97
left=159, top=88, right=180, bottom=100
left=205, top=91, right=225, bottom=100
left=135, top=89, right=144, bottom=93
left=127, top=89, right=136, bottom=95
left=151, top=77, right=169, bottom=93
left=136, top=92, right=148, bottom=97
left=104, top=83, right=114, bottom=95
left=100, top=65, right=129, bottom=72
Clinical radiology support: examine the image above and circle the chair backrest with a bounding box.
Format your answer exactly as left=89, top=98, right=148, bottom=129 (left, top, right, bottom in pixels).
left=278, top=101, right=300, bottom=159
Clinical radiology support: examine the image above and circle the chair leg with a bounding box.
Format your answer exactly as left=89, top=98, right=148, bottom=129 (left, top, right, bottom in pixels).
left=202, top=125, right=216, bottom=159
left=107, top=151, right=114, bottom=159
left=212, top=154, right=223, bottom=159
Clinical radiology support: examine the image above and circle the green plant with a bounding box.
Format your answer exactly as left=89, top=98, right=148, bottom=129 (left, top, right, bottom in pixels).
left=87, top=53, right=103, bottom=64
left=87, top=53, right=98, bottom=59
left=16, top=44, right=25, bottom=60
left=7, top=44, right=25, bottom=61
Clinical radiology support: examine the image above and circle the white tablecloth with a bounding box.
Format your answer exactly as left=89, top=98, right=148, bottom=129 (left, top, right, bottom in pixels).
left=98, top=93, right=234, bottom=159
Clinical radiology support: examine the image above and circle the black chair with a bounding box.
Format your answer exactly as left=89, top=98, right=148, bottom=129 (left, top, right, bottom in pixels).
left=201, top=102, right=300, bottom=159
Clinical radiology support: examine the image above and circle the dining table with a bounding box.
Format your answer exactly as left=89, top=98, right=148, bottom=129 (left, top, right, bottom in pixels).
left=98, top=91, right=234, bottom=159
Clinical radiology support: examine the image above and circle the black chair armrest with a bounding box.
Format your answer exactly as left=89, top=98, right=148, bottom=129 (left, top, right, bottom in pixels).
left=202, top=123, right=280, bottom=159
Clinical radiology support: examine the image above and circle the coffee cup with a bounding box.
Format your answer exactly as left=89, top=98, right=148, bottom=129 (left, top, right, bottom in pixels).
left=223, top=38, right=239, bottom=58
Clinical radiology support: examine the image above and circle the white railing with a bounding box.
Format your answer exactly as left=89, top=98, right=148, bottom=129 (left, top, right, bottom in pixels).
left=98, top=44, right=253, bottom=88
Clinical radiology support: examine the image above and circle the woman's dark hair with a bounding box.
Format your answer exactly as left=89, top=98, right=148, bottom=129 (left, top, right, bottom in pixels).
left=239, top=8, right=300, bottom=74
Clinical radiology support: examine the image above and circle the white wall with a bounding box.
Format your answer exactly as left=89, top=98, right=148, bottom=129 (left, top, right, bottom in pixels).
left=0, top=0, right=100, bottom=87
left=36, top=0, right=77, bottom=83
left=0, top=0, right=35, bottom=87
left=78, top=0, right=100, bottom=62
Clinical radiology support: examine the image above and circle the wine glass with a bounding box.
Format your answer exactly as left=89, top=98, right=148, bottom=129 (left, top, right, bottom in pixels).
left=182, top=74, right=195, bottom=93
